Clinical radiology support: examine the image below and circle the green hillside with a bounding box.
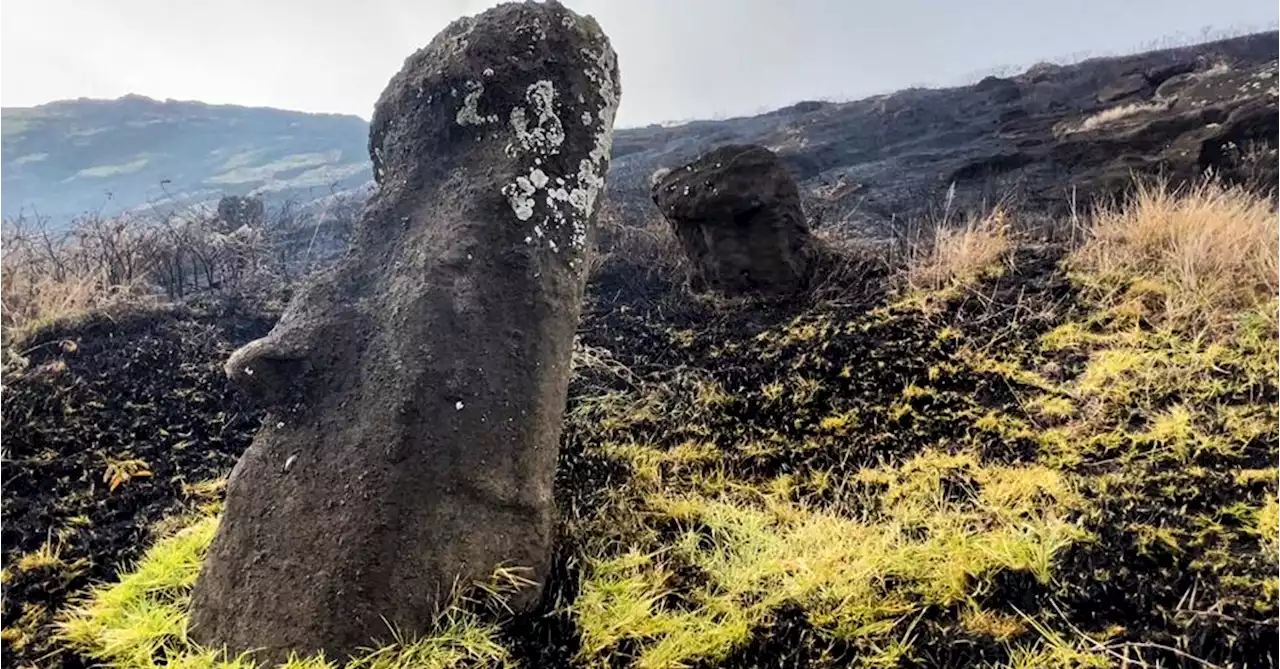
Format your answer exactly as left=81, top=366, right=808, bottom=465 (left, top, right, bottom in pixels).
left=1, top=95, right=371, bottom=222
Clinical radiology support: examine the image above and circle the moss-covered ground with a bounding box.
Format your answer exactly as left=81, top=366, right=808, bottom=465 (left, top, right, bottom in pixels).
left=3, top=188, right=1276, bottom=669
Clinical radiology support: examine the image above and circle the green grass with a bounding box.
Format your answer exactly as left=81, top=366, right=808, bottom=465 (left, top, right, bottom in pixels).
left=37, top=181, right=1279, bottom=668
left=0, top=108, right=48, bottom=137
left=572, top=450, right=1087, bottom=668
left=12, top=152, right=50, bottom=165
left=56, top=517, right=512, bottom=669
left=206, top=151, right=342, bottom=185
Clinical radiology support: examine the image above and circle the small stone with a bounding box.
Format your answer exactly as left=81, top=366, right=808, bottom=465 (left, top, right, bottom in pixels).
left=651, top=144, right=814, bottom=296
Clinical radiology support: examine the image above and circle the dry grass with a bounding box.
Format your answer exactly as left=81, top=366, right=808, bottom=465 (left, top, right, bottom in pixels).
left=2, top=266, right=108, bottom=344
left=905, top=208, right=1014, bottom=296
left=587, top=207, right=687, bottom=280
left=0, top=248, right=150, bottom=346
left=1070, top=178, right=1279, bottom=334
left=1070, top=100, right=1170, bottom=134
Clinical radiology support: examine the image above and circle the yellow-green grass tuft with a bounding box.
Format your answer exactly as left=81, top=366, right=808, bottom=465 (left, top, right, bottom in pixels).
left=1070, top=178, right=1278, bottom=335
left=1259, top=492, right=1279, bottom=554
left=572, top=448, right=1087, bottom=668
left=56, top=517, right=512, bottom=669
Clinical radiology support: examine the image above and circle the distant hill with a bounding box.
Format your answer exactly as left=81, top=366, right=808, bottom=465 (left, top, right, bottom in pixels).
left=3, top=31, right=1276, bottom=232
left=1, top=95, right=371, bottom=222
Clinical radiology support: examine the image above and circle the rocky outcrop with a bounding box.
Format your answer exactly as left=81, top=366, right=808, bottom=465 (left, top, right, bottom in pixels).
left=608, top=31, right=1278, bottom=236
left=215, top=195, right=264, bottom=229
left=651, top=145, right=814, bottom=295
left=188, top=1, right=619, bottom=663
left=1017, top=55, right=1279, bottom=201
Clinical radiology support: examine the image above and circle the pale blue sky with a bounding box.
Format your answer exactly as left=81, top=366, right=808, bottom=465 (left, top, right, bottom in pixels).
left=2, top=0, right=1276, bottom=127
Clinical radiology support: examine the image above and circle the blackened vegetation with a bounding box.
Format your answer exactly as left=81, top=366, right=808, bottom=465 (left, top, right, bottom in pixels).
left=3, top=239, right=1275, bottom=668
left=560, top=244, right=1277, bottom=668
left=1052, top=401, right=1280, bottom=660
left=554, top=250, right=1081, bottom=668
left=714, top=604, right=839, bottom=669
left=578, top=248, right=1073, bottom=488
left=606, top=32, right=1280, bottom=235
left=1, top=304, right=274, bottom=667
left=496, top=227, right=1280, bottom=665
left=500, top=536, right=586, bottom=669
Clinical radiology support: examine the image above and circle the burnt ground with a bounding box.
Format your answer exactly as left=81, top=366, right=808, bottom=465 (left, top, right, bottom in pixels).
left=3, top=247, right=1277, bottom=668
left=542, top=247, right=1277, bottom=669
left=1, top=301, right=275, bottom=668
left=538, top=250, right=1080, bottom=669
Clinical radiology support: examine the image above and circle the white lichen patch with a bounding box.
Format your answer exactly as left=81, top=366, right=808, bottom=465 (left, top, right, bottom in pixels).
left=507, top=80, right=565, bottom=157
left=456, top=81, right=499, bottom=126
left=517, top=18, right=548, bottom=43
left=503, top=175, right=537, bottom=221
left=567, top=41, right=620, bottom=249
left=443, top=18, right=474, bottom=52
left=497, top=35, right=620, bottom=260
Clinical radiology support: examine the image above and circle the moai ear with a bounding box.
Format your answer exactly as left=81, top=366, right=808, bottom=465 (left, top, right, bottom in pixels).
left=224, top=337, right=310, bottom=407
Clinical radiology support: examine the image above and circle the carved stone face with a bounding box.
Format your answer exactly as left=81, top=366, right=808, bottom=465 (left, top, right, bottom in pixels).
left=189, top=2, right=620, bottom=664
left=224, top=1, right=621, bottom=413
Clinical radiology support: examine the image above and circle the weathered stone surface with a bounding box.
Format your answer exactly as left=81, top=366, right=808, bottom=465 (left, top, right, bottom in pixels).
left=651, top=144, right=814, bottom=295
left=1048, top=58, right=1279, bottom=196
left=188, top=1, right=619, bottom=663
left=1096, top=72, right=1150, bottom=102
left=215, top=195, right=264, bottom=229
left=976, top=75, right=1022, bottom=104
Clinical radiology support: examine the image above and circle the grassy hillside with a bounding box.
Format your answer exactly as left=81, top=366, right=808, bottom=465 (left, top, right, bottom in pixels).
left=3, top=178, right=1275, bottom=668
left=1, top=96, right=370, bottom=222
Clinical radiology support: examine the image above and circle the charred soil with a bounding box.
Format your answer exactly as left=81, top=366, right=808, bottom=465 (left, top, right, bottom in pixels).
left=1, top=303, right=274, bottom=667
left=4, top=236, right=1276, bottom=668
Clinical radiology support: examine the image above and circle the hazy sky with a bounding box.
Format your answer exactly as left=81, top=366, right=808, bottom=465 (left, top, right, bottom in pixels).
left=2, top=0, right=1276, bottom=127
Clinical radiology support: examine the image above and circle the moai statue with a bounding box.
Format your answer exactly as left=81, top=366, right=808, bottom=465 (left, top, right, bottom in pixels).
left=189, top=2, right=620, bottom=662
